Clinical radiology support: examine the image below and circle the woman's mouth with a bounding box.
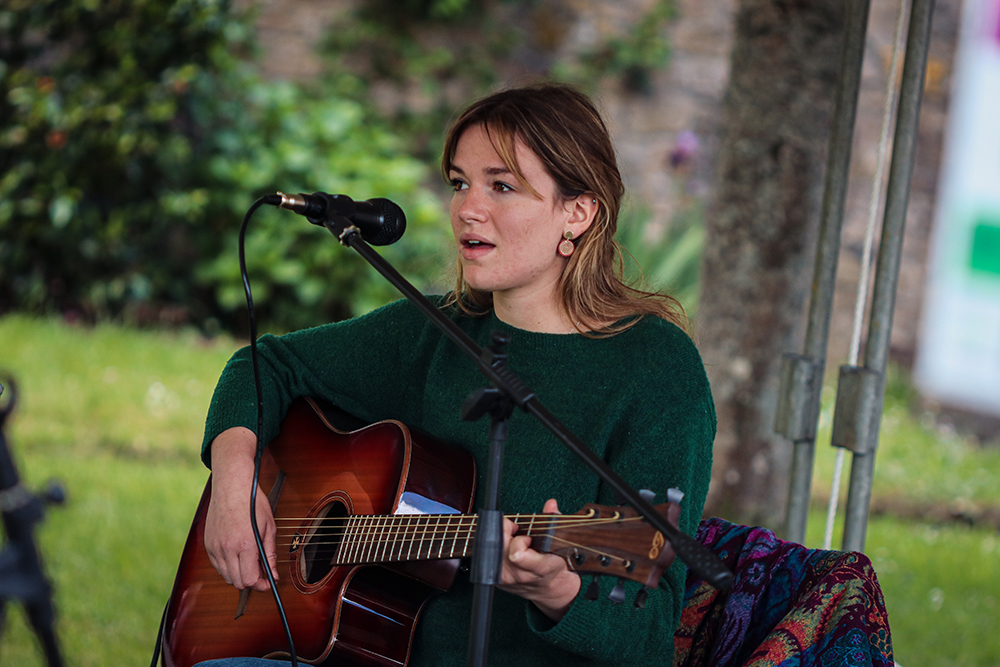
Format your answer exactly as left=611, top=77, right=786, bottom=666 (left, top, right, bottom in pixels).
left=460, top=237, right=495, bottom=258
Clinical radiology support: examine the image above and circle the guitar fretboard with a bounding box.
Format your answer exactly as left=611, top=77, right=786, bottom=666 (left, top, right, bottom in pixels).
left=334, top=513, right=542, bottom=565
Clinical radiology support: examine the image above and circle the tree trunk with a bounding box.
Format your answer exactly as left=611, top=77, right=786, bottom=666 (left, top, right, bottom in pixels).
left=698, top=0, right=845, bottom=528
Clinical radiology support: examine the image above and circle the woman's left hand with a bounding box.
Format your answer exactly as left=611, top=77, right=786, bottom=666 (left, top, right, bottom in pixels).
left=499, top=498, right=582, bottom=621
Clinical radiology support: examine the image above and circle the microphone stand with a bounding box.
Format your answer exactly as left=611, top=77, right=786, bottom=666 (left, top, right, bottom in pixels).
left=0, top=378, right=65, bottom=667
left=460, top=335, right=515, bottom=667
left=309, top=210, right=733, bottom=667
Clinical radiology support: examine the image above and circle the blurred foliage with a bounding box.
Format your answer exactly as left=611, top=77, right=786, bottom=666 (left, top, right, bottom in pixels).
left=554, top=0, right=677, bottom=94
left=0, top=0, right=450, bottom=333
left=618, top=200, right=705, bottom=316
left=0, top=0, right=682, bottom=334
left=320, top=0, right=678, bottom=162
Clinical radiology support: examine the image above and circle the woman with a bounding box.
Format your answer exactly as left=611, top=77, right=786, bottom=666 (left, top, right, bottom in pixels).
left=197, top=83, right=715, bottom=666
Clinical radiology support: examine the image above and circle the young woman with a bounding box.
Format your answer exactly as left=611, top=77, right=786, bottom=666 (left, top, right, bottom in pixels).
left=196, top=83, right=715, bottom=666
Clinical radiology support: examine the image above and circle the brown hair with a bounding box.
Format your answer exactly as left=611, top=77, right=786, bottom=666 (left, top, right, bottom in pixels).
left=441, top=82, right=685, bottom=334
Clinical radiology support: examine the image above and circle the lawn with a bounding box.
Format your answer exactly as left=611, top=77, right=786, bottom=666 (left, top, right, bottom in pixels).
left=1, top=315, right=997, bottom=666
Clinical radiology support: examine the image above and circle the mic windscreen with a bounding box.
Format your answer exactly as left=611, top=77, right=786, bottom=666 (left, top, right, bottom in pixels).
left=365, top=198, right=406, bottom=246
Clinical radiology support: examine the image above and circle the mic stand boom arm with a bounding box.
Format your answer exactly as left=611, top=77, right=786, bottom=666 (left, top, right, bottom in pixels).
left=312, top=210, right=735, bottom=590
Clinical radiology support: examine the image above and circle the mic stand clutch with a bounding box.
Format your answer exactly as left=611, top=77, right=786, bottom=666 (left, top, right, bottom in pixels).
left=299, top=202, right=734, bottom=667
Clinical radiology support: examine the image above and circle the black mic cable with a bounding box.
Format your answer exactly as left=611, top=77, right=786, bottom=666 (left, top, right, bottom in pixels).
left=233, top=190, right=405, bottom=667
left=240, top=194, right=299, bottom=667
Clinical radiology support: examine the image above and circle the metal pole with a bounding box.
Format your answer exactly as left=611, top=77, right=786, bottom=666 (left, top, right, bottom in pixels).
left=779, top=0, right=872, bottom=543
left=842, top=0, right=936, bottom=552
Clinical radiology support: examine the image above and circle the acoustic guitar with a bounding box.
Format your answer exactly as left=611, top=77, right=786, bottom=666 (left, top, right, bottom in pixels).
left=160, top=397, right=679, bottom=667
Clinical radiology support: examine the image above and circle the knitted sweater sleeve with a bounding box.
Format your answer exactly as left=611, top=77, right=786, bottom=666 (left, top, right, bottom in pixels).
left=526, top=320, right=716, bottom=664
left=200, top=299, right=429, bottom=467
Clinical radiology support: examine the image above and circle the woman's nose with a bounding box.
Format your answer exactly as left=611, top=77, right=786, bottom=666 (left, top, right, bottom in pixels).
left=455, top=187, right=487, bottom=223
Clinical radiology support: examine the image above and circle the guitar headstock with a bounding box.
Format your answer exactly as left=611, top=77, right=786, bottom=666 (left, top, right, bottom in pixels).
left=527, top=501, right=680, bottom=607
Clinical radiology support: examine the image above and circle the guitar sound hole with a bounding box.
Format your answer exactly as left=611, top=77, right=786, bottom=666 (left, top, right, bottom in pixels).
left=302, top=501, right=349, bottom=585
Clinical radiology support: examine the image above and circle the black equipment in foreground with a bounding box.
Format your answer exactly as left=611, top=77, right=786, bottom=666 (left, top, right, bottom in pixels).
left=0, top=377, right=66, bottom=667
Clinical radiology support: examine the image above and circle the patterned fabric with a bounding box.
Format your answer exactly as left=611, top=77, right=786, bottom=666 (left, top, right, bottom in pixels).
left=673, top=518, right=894, bottom=667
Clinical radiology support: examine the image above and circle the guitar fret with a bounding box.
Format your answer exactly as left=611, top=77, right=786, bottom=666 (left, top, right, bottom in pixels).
left=448, top=516, right=459, bottom=558
left=442, top=515, right=451, bottom=558
left=403, top=515, right=414, bottom=561
left=371, top=515, right=383, bottom=563
left=405, top=516, right=416, bottom=560
left=340, top=516, right=354, bottom=565
left=392, top=515, right=405, bottom=562
left=359, top=515, right=373, bottom=564
left=347, top=515, right=360, bottom=564
left=424, top=514, right=441, bottom=560
left=371, top=514, right=383, bottom=563
left=431, top=516, right=441, bottom=559
left=335, top=517, right=349, bottom=566
left=464, top=516, right=475, bottom=558
left=413, top=515, right=424, bottom=560
left=433, top=516, right=441, bottom=559
left=427, top=515, right=441, bottom=560
left=456, top=515, right=466, bottom=557
left=439, top=515, right=449, bottom=558
left=337, top=516, right=348, bottom=565
left=387, top=515, right=400, bottom=562
left=382, top=515, right=392, bottom=562
left=352, top=516, right=364, bottom=564
left=368, top=515, right=380, bottom=563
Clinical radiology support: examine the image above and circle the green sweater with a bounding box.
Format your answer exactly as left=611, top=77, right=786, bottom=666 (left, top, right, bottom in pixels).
left=202, top=298, right=715, bottom=666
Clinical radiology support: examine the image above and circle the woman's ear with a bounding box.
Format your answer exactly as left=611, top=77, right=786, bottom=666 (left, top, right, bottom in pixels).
left=564, top=194, right=600, bottom=237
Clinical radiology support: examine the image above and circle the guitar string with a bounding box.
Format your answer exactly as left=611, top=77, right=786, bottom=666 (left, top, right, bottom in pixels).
left=266, top=515, right=657, bottom=568
left=268, top=519, right=637, bottom=545
left=269, top=514, right=645, bottom=540
left=268, top=515, right=649, bottom=542
left=270, top=531, right=637, bottom=569
left=270, top=513, right=640, bottom=526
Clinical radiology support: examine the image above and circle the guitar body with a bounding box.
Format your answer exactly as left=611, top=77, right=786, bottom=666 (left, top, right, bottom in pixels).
left=161, top=398, right=477, bottom=667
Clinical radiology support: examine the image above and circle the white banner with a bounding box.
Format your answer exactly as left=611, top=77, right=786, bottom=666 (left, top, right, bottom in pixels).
left=915, top=0, right=1000, bottom=415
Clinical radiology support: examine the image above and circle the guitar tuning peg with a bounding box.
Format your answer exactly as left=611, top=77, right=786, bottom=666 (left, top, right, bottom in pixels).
left=585, top=575, right=600, bottom=601
left=666, top=487, right=685, bottom=504
left=608, top=578, right=626, bottom=605
left=638, top=489, right=656, bottom=503
left=634, top=585, right=650, bottom=609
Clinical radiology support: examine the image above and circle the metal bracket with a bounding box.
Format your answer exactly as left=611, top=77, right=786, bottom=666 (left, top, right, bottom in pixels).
left=775, top=353, right=823, bottom=441
left=830, top=365, right=884, bottom=454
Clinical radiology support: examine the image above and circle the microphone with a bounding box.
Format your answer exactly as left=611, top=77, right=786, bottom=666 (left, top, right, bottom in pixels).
left=275, top=191, right=406, bottom=246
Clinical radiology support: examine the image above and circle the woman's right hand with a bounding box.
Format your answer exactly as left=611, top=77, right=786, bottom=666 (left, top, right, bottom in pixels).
left=203, top=427, right=279, bottom=592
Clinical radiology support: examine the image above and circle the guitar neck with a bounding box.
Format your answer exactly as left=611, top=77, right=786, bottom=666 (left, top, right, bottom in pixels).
left=334, top=513, right=540, bottom=566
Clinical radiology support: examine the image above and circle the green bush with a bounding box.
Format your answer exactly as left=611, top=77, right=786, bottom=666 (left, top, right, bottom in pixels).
left=0, top=0, right=450, bottom=333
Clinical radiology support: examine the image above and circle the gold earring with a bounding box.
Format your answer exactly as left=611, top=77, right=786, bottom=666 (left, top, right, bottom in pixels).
left=558, top=230, right=575, bottom=258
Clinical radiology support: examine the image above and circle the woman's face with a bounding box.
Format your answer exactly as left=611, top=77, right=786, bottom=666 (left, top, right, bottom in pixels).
left=448, top=124, right=589, bottom=306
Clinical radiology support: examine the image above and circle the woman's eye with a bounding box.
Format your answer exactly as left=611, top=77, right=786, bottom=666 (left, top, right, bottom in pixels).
left=493, top=181, right=513, bottom=193
left=450, top=178, right=468, bottom=191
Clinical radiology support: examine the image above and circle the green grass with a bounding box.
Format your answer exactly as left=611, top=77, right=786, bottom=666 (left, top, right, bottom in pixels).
left=798, top=368, right=1000, bottom=665
left=1, top=315, right=237, bottom=665
left=1, top=315, right=998, bottom=665
left=809, top=373, right=1000, bottom=510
